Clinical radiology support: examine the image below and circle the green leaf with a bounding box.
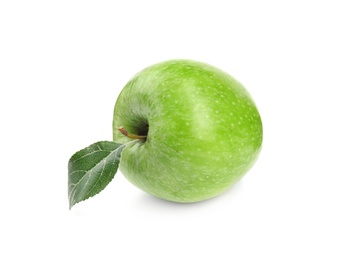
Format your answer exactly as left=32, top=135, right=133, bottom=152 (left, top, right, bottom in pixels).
left=68, top=141, right=125, bottom=209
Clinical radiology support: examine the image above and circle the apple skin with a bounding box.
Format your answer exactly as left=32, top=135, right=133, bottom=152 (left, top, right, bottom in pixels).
left=113, top=60, right=262, bottom=203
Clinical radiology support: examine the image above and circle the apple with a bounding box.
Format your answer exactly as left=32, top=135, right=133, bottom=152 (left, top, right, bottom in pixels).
left=112, top=59, right=262, bottom=202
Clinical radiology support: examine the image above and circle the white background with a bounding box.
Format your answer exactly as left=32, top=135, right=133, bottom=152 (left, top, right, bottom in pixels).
left=1, top=0, right=337, bottom=259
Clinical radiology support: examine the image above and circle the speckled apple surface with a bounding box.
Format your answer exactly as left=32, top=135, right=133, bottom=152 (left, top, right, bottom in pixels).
left=113, top=60, right=263, bottom=202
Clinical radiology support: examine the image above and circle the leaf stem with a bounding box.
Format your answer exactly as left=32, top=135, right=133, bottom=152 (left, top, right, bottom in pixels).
left=118, top=127, right=147, bottom=140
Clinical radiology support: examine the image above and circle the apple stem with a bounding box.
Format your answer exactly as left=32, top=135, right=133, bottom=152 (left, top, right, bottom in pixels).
left=118, top=127, right=147, bottom=140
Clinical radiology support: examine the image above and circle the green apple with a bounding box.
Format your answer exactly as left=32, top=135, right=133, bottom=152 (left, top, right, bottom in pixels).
left=113, top=60, right=262, bottom=202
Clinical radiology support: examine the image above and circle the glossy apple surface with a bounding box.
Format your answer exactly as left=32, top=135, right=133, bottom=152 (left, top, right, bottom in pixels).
left=113, top=60, right=262, bottom=202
